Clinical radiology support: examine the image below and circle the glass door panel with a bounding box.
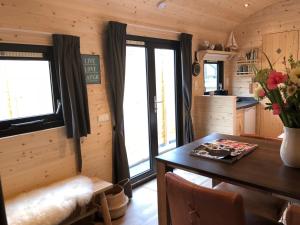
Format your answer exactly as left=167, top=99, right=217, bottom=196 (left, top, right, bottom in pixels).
left=154, top=49, right=177, bottom=154
left=124, top=46, right=151, bottom=177
left=124, top=36, right=181, bottom=184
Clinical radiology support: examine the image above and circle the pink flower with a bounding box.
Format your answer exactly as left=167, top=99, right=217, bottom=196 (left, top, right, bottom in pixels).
left=272, top=103, right=281, bottom=115
left=258, top=89, right=266, bottom=98
left=267, top=71, right=287, bottom=90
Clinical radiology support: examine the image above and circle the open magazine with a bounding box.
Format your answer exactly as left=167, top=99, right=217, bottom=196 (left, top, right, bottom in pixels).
left=190, top=139, right=258, bottom=163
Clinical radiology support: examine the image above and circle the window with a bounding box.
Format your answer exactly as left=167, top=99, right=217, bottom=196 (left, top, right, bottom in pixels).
left=204, top=61, right=224, bottom=92
left=0, top=43, right=63, bottom=137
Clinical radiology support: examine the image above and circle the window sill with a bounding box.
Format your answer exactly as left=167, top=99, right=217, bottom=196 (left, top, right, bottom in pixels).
left=0, top=120, right=64, bottom=139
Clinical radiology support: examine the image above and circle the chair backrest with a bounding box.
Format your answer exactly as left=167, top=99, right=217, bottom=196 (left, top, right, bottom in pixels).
left=286, top=205, right=300, bottom=225
left=165, top=173, right=246, bottom=225
left=0, top=177, right=8, bottom=225
left=240, top=134, right=282, bottom=142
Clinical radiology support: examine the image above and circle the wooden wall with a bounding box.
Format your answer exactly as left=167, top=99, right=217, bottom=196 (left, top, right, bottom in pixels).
left=0, top=0, right=228, bottom=198
left=193, top=96, right=237, bottom=139
left=229, top=0, right=300, bottom=97
left=234, top=0, right=300, bottom=50
left=230, top=0, right=300, bottom=137
left=231, top=76, right=252, bottom=97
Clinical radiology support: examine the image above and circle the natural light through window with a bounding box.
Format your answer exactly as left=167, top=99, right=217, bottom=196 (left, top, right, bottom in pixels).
left=204, top=63, right=218, bottom=92
left=124, top=46, right=151, bottom=177
left=154, top=49, right=177, bottom=154
left=0, top=60, right=54, bottom=121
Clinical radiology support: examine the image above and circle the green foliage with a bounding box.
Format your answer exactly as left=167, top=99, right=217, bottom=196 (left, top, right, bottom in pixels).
left=254, top=69, right=271, bottom=83
left=288, top=55, right=300, bottom=69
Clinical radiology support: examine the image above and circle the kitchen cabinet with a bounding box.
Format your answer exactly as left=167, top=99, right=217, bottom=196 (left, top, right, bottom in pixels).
left=256, top=101, right=283, bottom=138
left=236, top=109, right=244, bottom=136
left=235, top=106, right=256, bottom=136
left=244, top=106, right=256, bottom=134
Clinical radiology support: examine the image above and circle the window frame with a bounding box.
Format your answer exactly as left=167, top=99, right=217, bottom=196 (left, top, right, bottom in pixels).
left=0, top=43, right=64, bottom=138
left=204, top=60, right=224, bottom=92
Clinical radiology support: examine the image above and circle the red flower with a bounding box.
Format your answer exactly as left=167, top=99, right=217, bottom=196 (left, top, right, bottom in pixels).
left=272, top=103, right=281, bottom=115
left=258, top=89, right=266, bottom=98
left=267, top=71, right=287, bottom=90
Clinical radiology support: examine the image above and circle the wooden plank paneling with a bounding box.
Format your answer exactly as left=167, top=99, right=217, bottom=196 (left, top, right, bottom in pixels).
left=230, top=0, right=300, bottom=97
left=231, top=2, right=300, bottom=138
left=0, top=0, right=283, bottom=198
left=262, top=31, right=299, bottom=71
left=0, top=0, right=229, bottom=198
left=0, top=0, right=111, bottom=197
left=234, top=0, right=300, bottom=50
left=193, top=96, right=237, bottom=138
left=232, top=76, right=252, bottom=97
left=256, top=31, right=298, bottom=138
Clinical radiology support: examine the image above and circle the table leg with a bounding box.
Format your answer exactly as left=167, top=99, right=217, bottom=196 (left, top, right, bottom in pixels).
left=99, top=192, right=112, bottom=225
left=157, top=161, right=170, bottom=225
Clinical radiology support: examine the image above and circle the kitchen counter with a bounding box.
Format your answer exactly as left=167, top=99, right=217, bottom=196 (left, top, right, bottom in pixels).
left=236, top=97, right=258, bottom=110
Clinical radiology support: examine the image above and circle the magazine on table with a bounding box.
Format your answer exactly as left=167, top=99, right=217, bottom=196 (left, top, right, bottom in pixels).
left=190, top=139, right=258, bottom=163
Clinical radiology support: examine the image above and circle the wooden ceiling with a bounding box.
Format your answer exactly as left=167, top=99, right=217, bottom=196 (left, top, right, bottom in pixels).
left=0, top=0, right=282, bottom=41
left=85, top=0, right=282, bottom=36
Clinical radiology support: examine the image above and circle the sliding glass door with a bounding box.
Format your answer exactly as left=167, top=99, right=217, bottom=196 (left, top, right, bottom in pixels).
left=123, top=36, right=182, bottom=184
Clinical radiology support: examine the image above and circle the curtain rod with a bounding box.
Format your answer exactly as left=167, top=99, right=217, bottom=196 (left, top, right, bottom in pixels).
left=127, top=23, right=181, bottom=34
left=0, top=27, right=52, bottom=35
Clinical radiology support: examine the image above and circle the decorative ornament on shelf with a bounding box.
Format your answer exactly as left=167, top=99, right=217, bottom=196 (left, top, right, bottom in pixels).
left=226, top=31, right=238, bottom=51
left=253, top=53, right=300, bottom=168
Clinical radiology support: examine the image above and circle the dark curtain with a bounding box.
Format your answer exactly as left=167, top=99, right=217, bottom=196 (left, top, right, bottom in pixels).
left=105, top=21, right=132, bottom=198
left=53, top=34, right=91, bottom=172
left=0, top=178, right=8, bottom=225
left=180, top=33, right=194, bottom=144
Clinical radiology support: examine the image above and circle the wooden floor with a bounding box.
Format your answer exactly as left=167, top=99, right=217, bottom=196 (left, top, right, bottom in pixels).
left=109, top=170, right=212, bottom=225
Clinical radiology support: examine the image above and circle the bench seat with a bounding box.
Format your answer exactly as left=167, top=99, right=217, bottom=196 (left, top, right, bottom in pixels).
left=5, top=176, right=113, bottom=225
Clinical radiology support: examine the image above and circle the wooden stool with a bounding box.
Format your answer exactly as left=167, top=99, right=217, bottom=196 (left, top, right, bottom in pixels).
left=92, top=178, right=114, bottom=225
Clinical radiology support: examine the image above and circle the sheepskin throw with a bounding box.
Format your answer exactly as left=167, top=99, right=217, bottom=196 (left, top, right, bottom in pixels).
left=6, top=176, right=94, bottom=225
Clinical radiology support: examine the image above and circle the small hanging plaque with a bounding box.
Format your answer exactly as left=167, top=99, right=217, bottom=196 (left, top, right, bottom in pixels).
left=81, top=54, right=101, bottom=84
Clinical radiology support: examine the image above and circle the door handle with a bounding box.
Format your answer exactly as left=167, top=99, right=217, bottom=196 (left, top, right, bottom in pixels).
left=154, top=96, right=163, bottom=113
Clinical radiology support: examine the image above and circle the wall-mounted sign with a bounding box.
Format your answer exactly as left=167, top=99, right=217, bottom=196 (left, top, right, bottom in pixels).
left=81, top=54, right=101, bottom=84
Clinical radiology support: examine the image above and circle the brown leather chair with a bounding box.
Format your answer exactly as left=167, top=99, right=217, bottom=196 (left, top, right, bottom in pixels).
left=166, top=173, right=283, bottom=225
left=214, top=135, right=288, bottom=222
left=286, top=204, right=300, bottom=225
left=214, top=183, right=287, bottom=221
left=240, top=134, right=282, bottom=142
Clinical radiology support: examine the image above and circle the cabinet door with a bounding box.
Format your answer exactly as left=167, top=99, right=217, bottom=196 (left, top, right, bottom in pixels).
left=257, top=101, right=283, bottom=138
left=244, top=106, right=256, bottom=134
left=262, top=31, right=299, bottom=71
left=236, top=109, right=244, bottom=136
left=258, top=31, right=298, bottom=138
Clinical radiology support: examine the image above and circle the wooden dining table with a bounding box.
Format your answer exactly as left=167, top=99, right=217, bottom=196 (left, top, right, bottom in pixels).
left=156, top=133, right=300, bottom=225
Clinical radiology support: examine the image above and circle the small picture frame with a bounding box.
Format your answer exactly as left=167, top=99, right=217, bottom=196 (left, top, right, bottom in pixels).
left=81, top=54, right=101, bottom=84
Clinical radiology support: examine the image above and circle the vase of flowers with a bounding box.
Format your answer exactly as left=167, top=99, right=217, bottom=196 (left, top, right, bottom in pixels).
left=254, top=54, right=300, bottom=168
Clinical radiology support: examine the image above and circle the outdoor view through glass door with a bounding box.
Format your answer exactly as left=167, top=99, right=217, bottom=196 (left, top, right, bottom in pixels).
left=124, top=45, right=151, bottom=178
left=123, top=37, right=181, bottom=183
left=154, top=49, right=177, bottom=154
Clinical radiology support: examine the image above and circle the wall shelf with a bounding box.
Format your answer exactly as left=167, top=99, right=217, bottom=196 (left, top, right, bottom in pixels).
left=235, top=61, right=256, bottom=76
left=198, top=50, right=236, bottom=61
left=236, top=60, right=258, bottom=64
left=235, top=48, right=259, bottom=76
